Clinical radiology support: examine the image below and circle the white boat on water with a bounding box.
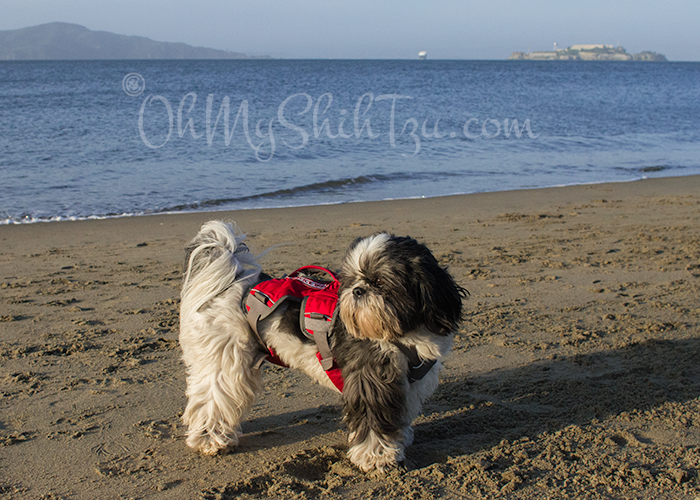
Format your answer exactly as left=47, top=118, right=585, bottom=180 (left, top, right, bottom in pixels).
left=418, top=51, right=427, bottom=60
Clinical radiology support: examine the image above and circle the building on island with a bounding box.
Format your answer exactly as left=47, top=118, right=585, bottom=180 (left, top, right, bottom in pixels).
left=569, top=44, right=613, bottom=51
left=509, top=44, right=667, bottom=61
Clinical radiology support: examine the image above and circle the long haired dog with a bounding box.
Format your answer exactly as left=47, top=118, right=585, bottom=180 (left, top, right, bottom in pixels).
left=179, top=221, right=466, bottom=471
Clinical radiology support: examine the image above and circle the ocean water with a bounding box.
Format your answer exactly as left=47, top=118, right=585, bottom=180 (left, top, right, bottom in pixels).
left=1, top=59, right=699, bottom=224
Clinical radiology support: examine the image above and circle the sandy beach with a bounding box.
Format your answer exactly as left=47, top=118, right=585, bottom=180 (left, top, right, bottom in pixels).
left=1, top=175, right=699, bottom=499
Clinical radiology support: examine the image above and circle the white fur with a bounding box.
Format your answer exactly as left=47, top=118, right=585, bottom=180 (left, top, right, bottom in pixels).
left=180, top=221, right=342, bottom=456
left=386, top=329, right=454, bottom=435
left=260, top=315, right=341, bottom=393
left=179, top=222, right=263, bottom=454
left=399, top=329, right=454, bottom=431
left=345, top=232, right=391, bottom=272
left=348, top=429, right=406, bottom=472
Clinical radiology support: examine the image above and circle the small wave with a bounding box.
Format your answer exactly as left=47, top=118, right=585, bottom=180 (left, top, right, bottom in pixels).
left=613, top=165, right=685, bottom=174
left=156, top=171, right=461, bottom=213
left=639, top=165, right=669, bottom=173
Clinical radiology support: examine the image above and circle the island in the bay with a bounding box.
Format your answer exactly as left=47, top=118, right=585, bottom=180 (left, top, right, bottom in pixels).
left=509, top=44, right=667, bottom=61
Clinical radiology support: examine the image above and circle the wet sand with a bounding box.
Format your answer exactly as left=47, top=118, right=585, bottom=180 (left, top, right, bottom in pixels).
left=1, top=175, right=699, bottom=499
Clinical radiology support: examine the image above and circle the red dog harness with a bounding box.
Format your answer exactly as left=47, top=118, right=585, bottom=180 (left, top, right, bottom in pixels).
left=245, top=266, right=344, bottom=392
left=244, top=266, right=438, bottom=393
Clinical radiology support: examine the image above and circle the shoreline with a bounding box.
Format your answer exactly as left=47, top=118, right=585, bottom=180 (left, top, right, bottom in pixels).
left=2, top=172, right=693, bottom=227
left=2, top=175, right=700, bottom=252
left=1, top=175, right=699, bottom=499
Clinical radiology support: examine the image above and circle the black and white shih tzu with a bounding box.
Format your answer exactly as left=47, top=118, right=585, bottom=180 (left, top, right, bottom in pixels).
left=179, top=220, right=466, bottom=472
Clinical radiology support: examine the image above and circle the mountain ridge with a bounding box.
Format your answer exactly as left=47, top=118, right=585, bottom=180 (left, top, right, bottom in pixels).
left=0, top=22, right=265, bottom=60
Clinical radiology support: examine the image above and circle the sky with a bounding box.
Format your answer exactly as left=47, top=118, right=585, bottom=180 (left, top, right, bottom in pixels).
left=2, top=0, right=699, bottom=60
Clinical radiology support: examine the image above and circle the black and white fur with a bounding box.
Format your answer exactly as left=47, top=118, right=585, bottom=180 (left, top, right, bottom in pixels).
left=179, top=221, right=466, bottom=471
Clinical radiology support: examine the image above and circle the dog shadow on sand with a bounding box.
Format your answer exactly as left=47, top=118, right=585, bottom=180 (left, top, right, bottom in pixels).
left=200, top=336, right=700, bottom=498
left=232, top=336, right=700, bottom=467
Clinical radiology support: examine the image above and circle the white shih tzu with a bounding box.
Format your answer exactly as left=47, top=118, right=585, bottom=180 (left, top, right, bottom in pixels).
left=179, top=220, right=466, bottom=472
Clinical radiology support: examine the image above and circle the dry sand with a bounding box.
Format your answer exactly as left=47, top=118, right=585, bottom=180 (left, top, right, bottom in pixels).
left=1, top=176, right=700, bottom=499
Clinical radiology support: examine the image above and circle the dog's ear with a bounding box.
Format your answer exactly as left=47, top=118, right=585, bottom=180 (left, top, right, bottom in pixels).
left=400, top=239, right=467, bottom=335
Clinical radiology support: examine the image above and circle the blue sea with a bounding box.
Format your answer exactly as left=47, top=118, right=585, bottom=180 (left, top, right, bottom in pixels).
left=1, top=60, right=699, bottom=224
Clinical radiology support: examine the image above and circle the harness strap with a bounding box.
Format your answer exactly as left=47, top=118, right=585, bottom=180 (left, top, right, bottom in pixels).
left=245, top=291, right=291, bottom=368
left=309, top=317, right=335, bottom=371
left=246, top=291, right=296, bottom=335
left=317, top=352, right=344, bottom=392
left=252, top=351, right=270, bottom=369
left=289, top=265, right=337, bottom=282
left=300, top=295, right=338, bottom=371
left=394, top=343, right=438, bottom=383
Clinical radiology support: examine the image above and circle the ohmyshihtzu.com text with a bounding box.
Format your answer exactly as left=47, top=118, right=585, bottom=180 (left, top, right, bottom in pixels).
left=135, top=91, right=539, bottom=161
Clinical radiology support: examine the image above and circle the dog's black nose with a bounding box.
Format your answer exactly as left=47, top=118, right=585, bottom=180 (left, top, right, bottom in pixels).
left=353, top=287, right=366, bottom=297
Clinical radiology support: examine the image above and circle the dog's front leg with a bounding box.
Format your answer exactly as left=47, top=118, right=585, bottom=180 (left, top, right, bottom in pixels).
left=341, top=355, right=410, bottom=472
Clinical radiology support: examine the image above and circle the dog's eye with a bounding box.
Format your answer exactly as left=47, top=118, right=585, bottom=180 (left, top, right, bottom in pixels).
left=372, top=278, right=383, bottom=289
left=353, top=287, right=366, bottom=297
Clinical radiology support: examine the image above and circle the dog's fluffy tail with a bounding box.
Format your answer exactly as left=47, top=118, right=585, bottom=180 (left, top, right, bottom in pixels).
left=181, top=220, right=261, bottom=317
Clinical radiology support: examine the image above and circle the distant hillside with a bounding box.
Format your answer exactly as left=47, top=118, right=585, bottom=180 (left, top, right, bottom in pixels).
left=0, top=22, right=263, bottom=60
left=509, top=44, right=667, bottom=62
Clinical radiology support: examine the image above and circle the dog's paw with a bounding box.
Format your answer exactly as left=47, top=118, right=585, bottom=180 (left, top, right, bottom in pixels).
left=348, top=446, right=404, bottom=473
left=186, top=429, right=240, bottom=455
left=347, top=431, right=405, bottom=472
